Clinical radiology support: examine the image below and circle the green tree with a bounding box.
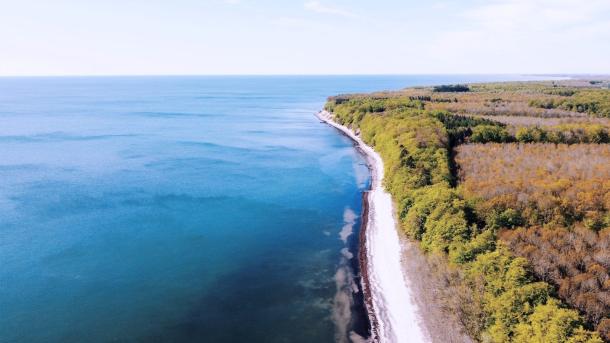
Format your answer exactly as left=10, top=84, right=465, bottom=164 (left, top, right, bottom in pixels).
left=470, top=125, right=511, bottom=143
left=513, top=300, right=603, bottom=343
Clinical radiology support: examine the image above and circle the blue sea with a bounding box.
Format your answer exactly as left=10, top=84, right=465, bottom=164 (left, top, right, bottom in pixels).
left=0, top=75, right=548, bottom=342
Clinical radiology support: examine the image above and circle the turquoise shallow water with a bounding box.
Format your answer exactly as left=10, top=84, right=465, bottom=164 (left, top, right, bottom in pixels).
left=0, top=75, right=548, bottom=342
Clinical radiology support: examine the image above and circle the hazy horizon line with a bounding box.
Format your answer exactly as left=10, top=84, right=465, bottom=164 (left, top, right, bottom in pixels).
left=1, top=73, right=608, bottom=78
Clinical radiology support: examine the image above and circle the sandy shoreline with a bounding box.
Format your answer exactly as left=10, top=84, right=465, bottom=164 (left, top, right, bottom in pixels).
left=317, top=110, right=430, bottom=343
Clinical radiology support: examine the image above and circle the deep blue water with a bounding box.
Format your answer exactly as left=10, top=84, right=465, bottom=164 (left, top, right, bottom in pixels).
left=0, top=75, right=549, bottom=342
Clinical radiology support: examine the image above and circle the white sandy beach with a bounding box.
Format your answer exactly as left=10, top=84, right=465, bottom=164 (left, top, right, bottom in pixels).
left=317, top=110, right=430, bottom=343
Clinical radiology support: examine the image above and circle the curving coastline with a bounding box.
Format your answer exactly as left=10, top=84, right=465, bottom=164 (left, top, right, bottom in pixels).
left=317, top=110, right=430, bottom=343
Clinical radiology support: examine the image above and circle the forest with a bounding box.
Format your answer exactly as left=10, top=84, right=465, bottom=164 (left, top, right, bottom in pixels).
left=324, top=79, right=610, bottom=342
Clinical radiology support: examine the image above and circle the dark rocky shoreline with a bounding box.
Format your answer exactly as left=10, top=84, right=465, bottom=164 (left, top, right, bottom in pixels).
left=358, top=190, right=379, bottom=342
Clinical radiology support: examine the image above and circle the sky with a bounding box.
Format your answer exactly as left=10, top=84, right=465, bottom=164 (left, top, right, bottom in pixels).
left=1, top=0, right=609, bottom=76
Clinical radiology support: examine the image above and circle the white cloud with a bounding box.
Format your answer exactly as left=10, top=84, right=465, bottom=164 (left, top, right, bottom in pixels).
left=421, top=0, right=610, bottom=73
left=304, top=1, right=357, bottom=18
left=274, top=16, right=319, bottom=28
left=462, top=0, right=610, bottom=31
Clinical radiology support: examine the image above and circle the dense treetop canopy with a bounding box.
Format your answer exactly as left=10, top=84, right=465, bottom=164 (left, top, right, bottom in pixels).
left=325, top=79, right=610, bottom=342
